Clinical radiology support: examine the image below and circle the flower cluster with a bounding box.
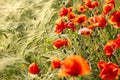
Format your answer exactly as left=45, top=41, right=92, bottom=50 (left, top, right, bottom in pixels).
left=52, top=0, right=120, bottom=80
left=27, top=0, right=120, bottom=80
left=54, top=0, right=108, bottom=37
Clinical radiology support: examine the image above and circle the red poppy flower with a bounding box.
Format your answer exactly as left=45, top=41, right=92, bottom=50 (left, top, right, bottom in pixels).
left=97, top=60, right=119, bottom=80
left=51, top=59, right=61, bottom=69
left=91, top=15, right=107, bottom=29
left=59, top=7, right=73, bottom=17
left=97, top=60, right=106, bottom=70
left=65, top=21, right=76, bottom=31
left=58, top=55, right=90, bottom=77
left=74, top=14, right=87, bottom=24
left=59, top=7, right=68, bottom=17
left=53, top=39, right=65, bottom=49
left=53, top=39, right=70, bottom=49
left=91, top=1, right=99, bottom=8
left=28, top=63, right=40, bottom=75
left=104, top=40, right=118, bottom=58
left=55, top=19, right=66, bottom=34
left=67, top=12, right=75, bottom=20
left=78, top=27, right=92, bottom=36
left=104, top=45, right=115, bottom=58
left=84, top=0, right=99, bottom=9
left=78, top=5, right=86, bottom=13
left=67, top=7, right=73, bottom=12
left=109, top=11, right=120, bottom=28
left=105, top=0, right=115, bottom=7
left=95, top=15, right=107, bottom=28
left=114, top=39, right=120, bottom=48
left=84, top=0, right=92, bottom=8
left=115, top=22, right=120, bottom=28
left=102, top=4, right=114, bottom=15
left=109, top=11, right=119, bottom=24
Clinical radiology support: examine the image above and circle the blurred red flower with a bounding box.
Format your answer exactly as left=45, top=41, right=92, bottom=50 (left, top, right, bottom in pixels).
left=98, top=60, right=119, bottom=80
left=91, top=1, right=99, bottom=8
left=78, top=27, right=92, bottom=36
left=59, top=7, right=68, bottom=17
left=59, top=7, right=73, bottom=17
left=105, top=0, right=115, bottom=7
left=51, top=59, right=61, bottom=69
left=53, top=39, right=70, bottom=49
left=84, top=0, right=92, bottom=8
left=104, top=40, right=118, bottom=58
left=53, top=39, right=65, bottom=49
left=102, top=0, right=115, bottom=15
left=66, top=7, right=72, bottom=12
left=104, top=34, right=120, bottom=58
left=104, top=45, right=115, bottom=58
left=73, top=14, right=87, bottom=24
left=28, top=63, right=40, bottom=75
left=114, top=40, right=120, bottom=48
left=103, top=4, right=114, bottom=15
left=55, top=19, right=77, bottom=34
left=67, top=12, right=75, bottom=20
left=58, top=55, right=90, bottom=77
left=89, top=15, right=107, bottom=29
left=84, top=0, right=99, bottom=9
left=109, top=11, right=120, bottom=28
left=55, top=19, right=66, bottom=34
left=78, top=5, right=86, bottom=13
left=65, top=21, right=76, bottom=31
